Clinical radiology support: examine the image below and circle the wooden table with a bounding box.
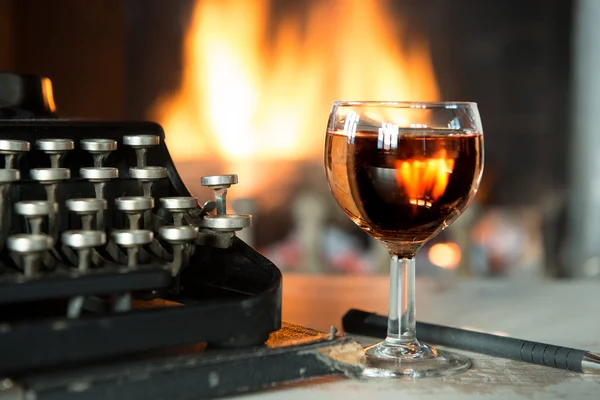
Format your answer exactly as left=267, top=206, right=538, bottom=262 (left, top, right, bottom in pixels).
left=233, top=274, right=600, bottom=399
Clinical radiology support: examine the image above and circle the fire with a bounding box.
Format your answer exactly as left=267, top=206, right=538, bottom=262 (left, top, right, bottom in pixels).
left=151, top=0, right=439, bottom=198
left=396, top=150, right=455, bottom=207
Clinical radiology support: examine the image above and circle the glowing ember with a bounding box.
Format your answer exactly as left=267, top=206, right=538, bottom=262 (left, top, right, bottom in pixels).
left=396, top=149, right=455, bottom=207
left=151, top=0, right=439, bottom=199
left=428, top=242, right=461, bottom=270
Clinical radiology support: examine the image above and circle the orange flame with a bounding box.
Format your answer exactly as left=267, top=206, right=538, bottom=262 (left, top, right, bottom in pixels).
left=396, top=149, right=455, bottom=207
left=152, top=0, right=439, bottom=199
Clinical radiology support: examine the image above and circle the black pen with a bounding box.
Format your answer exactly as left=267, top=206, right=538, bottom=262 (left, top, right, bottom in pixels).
left=342, top=309, right=600, bottom=374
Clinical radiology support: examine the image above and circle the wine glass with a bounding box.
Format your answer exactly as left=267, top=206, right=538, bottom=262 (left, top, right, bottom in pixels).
left=324, top=101, right=484, bottom=378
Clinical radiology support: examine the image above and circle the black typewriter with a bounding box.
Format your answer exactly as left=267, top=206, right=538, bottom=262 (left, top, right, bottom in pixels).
left=0, top=73, right=325, bottom=399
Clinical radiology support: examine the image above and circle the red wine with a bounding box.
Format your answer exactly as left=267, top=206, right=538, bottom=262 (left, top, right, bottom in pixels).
left=325, top=129, right=483, bottom=253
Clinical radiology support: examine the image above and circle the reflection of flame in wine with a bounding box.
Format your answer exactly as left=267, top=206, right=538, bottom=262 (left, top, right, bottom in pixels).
left=395, top=149, right=455, bottom=207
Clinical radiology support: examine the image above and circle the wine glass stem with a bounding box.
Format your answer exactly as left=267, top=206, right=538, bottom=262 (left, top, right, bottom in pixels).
left=386, top=255, right=417, bottom=345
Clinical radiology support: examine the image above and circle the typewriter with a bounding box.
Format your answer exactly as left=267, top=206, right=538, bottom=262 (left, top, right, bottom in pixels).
left=0, top=73, right=363, bottom=400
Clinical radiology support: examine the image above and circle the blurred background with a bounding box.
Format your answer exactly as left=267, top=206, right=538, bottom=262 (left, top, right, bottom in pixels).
left=2, top=0, right=597, bottom=279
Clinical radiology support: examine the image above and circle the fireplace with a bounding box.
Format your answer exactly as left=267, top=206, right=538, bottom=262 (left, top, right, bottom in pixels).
left=0, top=0, right=574, bottom=277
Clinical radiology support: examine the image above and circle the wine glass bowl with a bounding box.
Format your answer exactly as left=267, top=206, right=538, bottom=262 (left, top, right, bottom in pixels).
left=324, top=101, right=484, bottom=378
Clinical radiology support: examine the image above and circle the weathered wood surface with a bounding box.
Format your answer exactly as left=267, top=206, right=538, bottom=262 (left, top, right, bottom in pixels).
left=230, top=275, right=600, bottom=399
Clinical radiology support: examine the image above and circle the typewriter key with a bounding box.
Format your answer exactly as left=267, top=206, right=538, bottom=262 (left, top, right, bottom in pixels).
left=62, top=230, right=106, bottom=252
left=0, top=168, right=20, bottom=182
left=80, top=167, right=118, bottom=230
left=111, top=229, right=153, bottom=268
left=80, top=167, right=118, bottom=199
left=7, top=234, right=53, bottom=278
left=62, top=230, right=107, bottom=319
left=0, top=140, right=30, bottom=168
left=199, top=214, right=252, bottom=232
left=15, top=201, right=57, bottom=234
left=30, top=168, right=70, bottom=240
left=0, top=168, right=20, bottom=190
left=115, top=196, right=155, bottom=230
left=66, top=198, right=107, bottom=230
left=30, top=168, right=70, bottom=203
left=36, top=139, right=74, bottom=168
left=0, top=169, right=21, bottom=249
left=201, top=174, right=238, bottom=215
left=129, top=166, right=168, bottom=197
left=81, top=139, right=117, bottom=167
left=159, top=225, right=198, bottom=276
left=123, top=135, right=160, bottom=168
left=159, top=197, right=198, bottom=225
left=111, top=229, right=154, bottom=312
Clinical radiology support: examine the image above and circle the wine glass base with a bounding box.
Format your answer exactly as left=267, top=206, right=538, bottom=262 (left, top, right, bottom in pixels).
left=362, top=340, right=471, bottom=379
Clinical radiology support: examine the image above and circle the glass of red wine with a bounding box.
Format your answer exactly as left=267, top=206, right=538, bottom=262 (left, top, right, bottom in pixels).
left=325, top=101, right=484, bottom=378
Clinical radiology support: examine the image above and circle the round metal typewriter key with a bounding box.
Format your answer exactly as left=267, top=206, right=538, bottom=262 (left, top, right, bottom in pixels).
left=81, top=139, right=117, bottom=167
left=63, top=230, right=106, bottom=319
left=7, top=233, right=53, bottom=253
left=81, top=138, right=118, bottom=152
left=66, top=198, right=108, bottom=230
left=80, top=167, right=119, bottom=181
left=160, top=196, right=198, bottom=225
left=0, top=168, right=20, bottom=182
left=7, top=234, right=53, bottom=277
left=111, top=229, right=154, bottom=312
left=129, top=166, right=168, bottom=180
left=30, top=167, right=71, bottom=183
left=66, top=198, right=107, bottom=213
left=15, top=200, right=57, bottom=234
left=112, top=229, right=153, bottom=267
left=199, top=214, right=252, bottom=232
left=159, top=225, right=198, bottom=276
left=28, top=170, right=67, bottom=239
left=0, top=139, right=30, bottom=153
left=200, top=174, right=238, bottom=215
left=36, top=139, right=75, bottom=168
left=160, top=197, right=198, bottom=210
left=62, top=230, right=106, bottom=249
left=30, top=168, right=70, bottom=240
left=36, top=138, right=74, bottom=152
left=115, top=196, right=154, bottom=211
left=123, top=135, right=160, bottom=147
left=112, top=229, right=154, bottom=247
left=0, top=140, right=30, bottom=168
left=0, top=169, right=20, bottom=250
left=15, top=200, right=56, bottom=216
left=123, top=135, right=160, bottom=168
left=80, top=168, right=118, bottom=230
left=200, top=174, right=238, bottom=188
left=116, top=196, right=155, bottom=229
left=129, top=166, right=168, bottom=197
left=159, top=225, right=199, bottom=243
left=79, top=167, right=119, bottom=213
